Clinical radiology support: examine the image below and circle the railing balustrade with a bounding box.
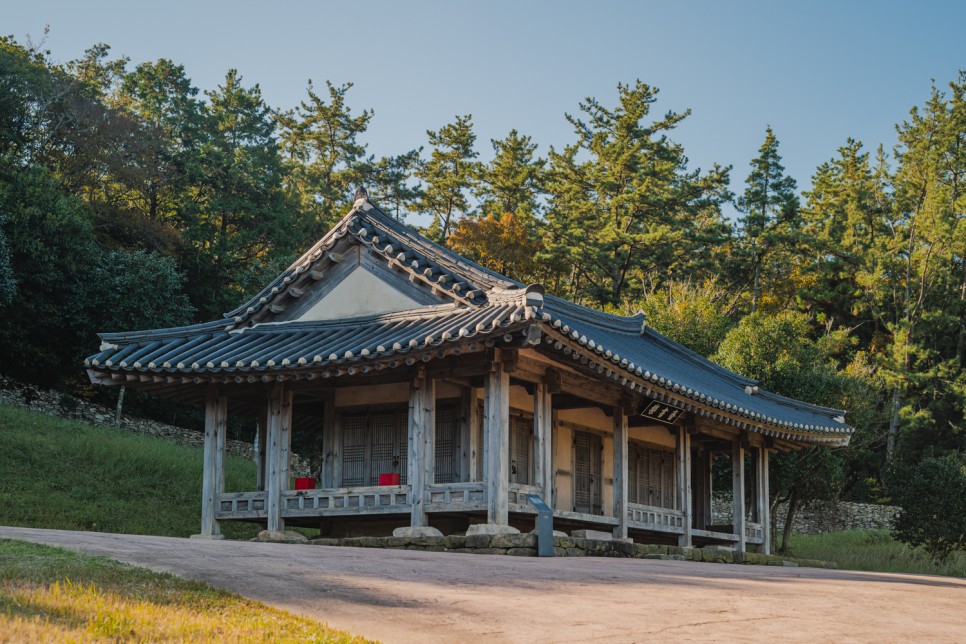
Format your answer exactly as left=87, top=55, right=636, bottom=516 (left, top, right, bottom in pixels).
left=281, top=485, right=410, bottom=517
left=627, top=502, right=685, bottom=533
left=508, top=483, right=543, bottom=510
left=425, top=481, right=486, bottom=508
left=745, top=521, right=764, bottom=543
left=216, top=491, right=268, bottom=518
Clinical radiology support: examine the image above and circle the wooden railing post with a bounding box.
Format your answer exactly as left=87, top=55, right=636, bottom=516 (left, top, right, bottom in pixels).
left=408, top=368, right=435, bottom=527
left=484, top=360, right=510, bottom=525
left=613, top=405, right=629, bottom=539
left=676, top=425, right=693, bottom=547
left=733, top=440, right=746, bottom=553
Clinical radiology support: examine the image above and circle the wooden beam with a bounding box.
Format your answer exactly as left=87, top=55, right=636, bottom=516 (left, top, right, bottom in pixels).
left=612, top=405, right=629, bottom=539
left=733, top=441, right=746, bottom=553
left=484, top=361, right=510, bottom=525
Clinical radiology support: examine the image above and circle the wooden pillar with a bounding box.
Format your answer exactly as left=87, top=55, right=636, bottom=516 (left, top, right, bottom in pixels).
left=732, top=441, right=746, bottom=553
left=533, top=383, right=553, bottom=504
left=198, top=387, right=227, bottom=538
left=676, top=426, right=693, bottom=547
left=484, top=361, right=510, bottom=525
left=265, top=385, right=293, bottom=532
left=470, top=388, right=482, bottom=481
left=692, top=447, right=712, bottom=530
left=408, top=368, right=435, bottom=527
left=320, top=389, right=337, bottom=488
left=761, top=447, right=771, bottom=554
left=612, top=405, right=629, bottom=539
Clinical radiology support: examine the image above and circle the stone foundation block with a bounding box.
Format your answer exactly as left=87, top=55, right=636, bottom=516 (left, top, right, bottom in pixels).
left=392, top=526, right=443, bottom=538
left=443, top=535, right=467, bottom=550
left=256, top=530, right=308, bottom=544
left=469, top=548, right=508, bottom=555
left=552, top=536, right=575, bottom=549
left=571, top=529, right=613, bottom=541
left=466, top=524, right=520, bottom=536
left=465, top=534, right=494, bottom=548
left=506, top=547, right=537, bottom=557
left=309, top=538, right=340, bottom=547
left=490, top=533, right=536, bottom=549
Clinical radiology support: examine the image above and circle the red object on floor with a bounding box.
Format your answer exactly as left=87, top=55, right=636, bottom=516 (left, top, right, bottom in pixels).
left=294, top=477, right=316, bottom=490
left=378, top=473, right=400, bottom=486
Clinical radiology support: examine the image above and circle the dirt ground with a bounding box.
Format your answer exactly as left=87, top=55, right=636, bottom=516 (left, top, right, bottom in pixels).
left=1, top=526, right=963, bottom=643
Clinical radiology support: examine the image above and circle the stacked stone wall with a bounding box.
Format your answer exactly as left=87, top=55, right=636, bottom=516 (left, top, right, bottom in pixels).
left=711, top=492, right=898, bottom=534
left=0, top=376, right=311, bottom=477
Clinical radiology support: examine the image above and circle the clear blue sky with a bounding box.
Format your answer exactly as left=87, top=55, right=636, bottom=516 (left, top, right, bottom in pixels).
left=6, top=0, right=965, bottom=220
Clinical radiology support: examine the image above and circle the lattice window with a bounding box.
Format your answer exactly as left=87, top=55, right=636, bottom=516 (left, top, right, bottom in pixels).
left=434, top=405, right=459, bottom=484
left=574, top=431, right=602, bottom=515
left=509, top=415, right=532, bottom=485
left=628, top=443, right=675, bottom=509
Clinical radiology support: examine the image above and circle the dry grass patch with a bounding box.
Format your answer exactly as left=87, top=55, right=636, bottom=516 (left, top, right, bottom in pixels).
left=0, top=539, right=370, bottom=643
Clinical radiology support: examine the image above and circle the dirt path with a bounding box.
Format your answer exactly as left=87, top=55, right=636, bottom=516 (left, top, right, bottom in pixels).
left=2, top=526, right=963, bottom=643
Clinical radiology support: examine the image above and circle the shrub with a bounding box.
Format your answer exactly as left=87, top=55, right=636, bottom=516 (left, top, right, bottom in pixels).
left=887, top=454, right=966, bottom=562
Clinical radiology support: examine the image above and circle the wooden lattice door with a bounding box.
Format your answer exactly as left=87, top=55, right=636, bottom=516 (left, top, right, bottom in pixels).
left=509, top=415, right=532, bottom=485
left=434, top=404, right=459, bottom=484
left=573, top=431, right=602, bottom=514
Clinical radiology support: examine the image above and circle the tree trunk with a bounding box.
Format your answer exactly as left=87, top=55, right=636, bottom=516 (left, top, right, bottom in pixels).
left=886, top=387, right=901, bottom=460
left=778, top=491, right=799, bottom=555
left=114, top=386, right=126, bottom=428
left=751, top=263, right=760, bottom=314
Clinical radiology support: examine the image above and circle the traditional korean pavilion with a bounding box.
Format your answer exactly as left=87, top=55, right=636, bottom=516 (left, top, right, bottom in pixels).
left=86, top=190, right=852, bottom=553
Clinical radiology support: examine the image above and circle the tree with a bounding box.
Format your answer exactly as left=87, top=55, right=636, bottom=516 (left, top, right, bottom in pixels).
left=416, top=114, right=479, bottom=242
left=0, top=165, right=101, bottom=384
left=887, top=454, right=966, bottom=562
left=624, top=280, right=737, bottom=359
left=542, top=81, right=731, bottom=307
left=448, top=211, right=543, bottom=283
left=278, top=81, right=373, bottom=236
left=476, top=129, right=545, bottom=218
left=366, top=149, right=424, bottom=222
left=184, top=69, right=298, bottom=318
left=0, top=214, right=14, bottom=307
left=734, top=126, right=800, bottom=313
left=713, top=311, right=872, bottom=550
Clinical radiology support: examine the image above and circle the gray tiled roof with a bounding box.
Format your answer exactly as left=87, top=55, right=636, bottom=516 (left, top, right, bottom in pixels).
left=86, top=199, right=852, bottom=445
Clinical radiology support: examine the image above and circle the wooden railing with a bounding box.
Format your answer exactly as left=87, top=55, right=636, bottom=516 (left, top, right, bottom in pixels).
left=281, top=485, right=410, bottom=517
left=216, top=491, right=267, bottom=519
left=627, top=502, right=685, bottom=533
left=425, top=482, right=486, bottom=510
left=508, top=483, right=544, bottom=511
left=745, top=521, right=764, bottom=543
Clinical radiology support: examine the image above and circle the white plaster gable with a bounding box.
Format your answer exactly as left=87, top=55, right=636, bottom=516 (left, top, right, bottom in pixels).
left=295, top=265, right=426, bottom=321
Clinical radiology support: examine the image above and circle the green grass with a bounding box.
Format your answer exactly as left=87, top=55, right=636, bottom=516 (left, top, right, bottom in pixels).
left=0, top=404, right=274, bottom=540
left=785, top=529, right=966, bottom=578
left=0, top=539, right=368, bottom=642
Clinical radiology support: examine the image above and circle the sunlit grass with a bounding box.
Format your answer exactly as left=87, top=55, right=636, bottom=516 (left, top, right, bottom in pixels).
left=0, top=404, right=279, bottom=540
left=786, top=529, right=966, bottom=578
left=0, top=539, right=369, bottom=643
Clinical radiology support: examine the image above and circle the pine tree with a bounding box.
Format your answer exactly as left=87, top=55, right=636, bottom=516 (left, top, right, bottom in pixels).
left=278, top=81, right=373, bottom=236
left=735, top=126, right=800, bottom=313
left=415, top=115, right=479, bottom=242
left=542, top=81, right=731, bottom=306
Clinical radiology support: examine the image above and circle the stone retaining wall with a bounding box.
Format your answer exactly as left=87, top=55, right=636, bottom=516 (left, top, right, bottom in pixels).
left=711, top=492, right=898, bottom=533
left=306, top=533, right=834, bottom=569
left=0, top=376, right=311, bottom=477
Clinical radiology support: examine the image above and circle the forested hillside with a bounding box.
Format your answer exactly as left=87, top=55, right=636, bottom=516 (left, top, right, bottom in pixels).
left=0, top=36, right=962, bottom=506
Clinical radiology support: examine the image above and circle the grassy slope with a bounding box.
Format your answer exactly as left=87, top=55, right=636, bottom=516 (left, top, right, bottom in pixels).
left=0, top=404, right=264, bottom=540
left=0, top=539, right=368, bottom=643
left=788, top=530, right=966, bottom=578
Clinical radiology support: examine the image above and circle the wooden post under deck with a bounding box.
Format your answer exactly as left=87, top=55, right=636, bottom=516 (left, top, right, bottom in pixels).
left=484, top=360, right=510, bottom=525
left=408, top=369, right=435, bottom=527
left=676, top=425, right=693, bottom=547
left=265, top=385, right=293, bottom=532
left=612, top=405, right=629, bottom=539
left=732, top=441, right=746, bottom=553
left=196, top=387, right=227, bottom=539
left=533, top=382, right=553, bottom=504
